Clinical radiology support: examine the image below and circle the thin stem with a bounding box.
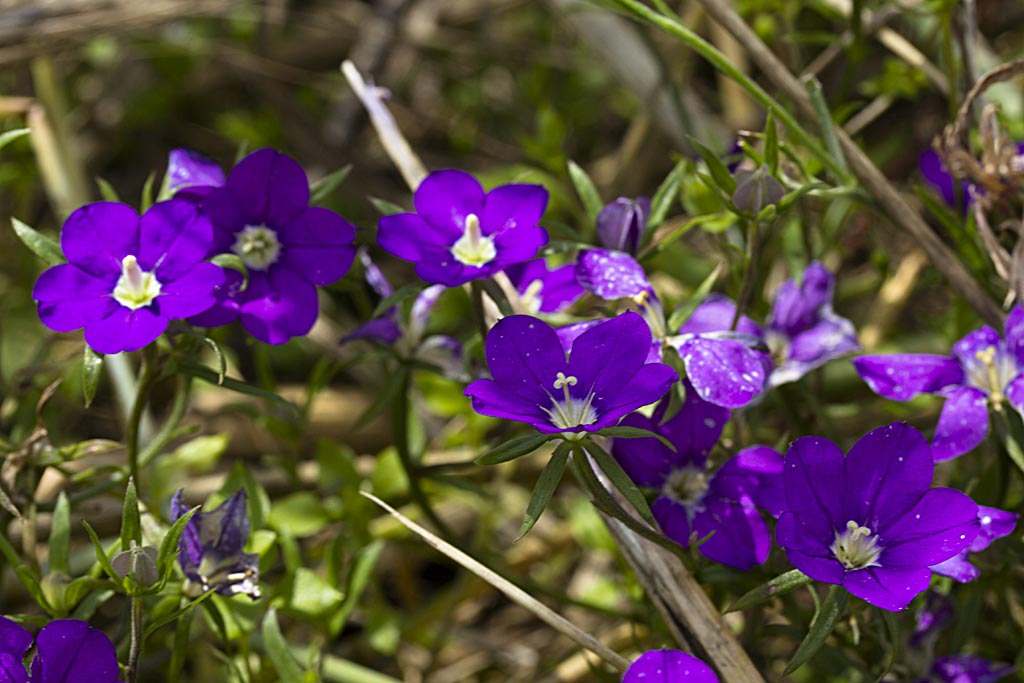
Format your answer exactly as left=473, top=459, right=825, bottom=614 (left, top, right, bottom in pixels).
left=731, top=219, right=761, bottom=330
left=126, top=594, right=144, bottom=683
left=139, top=374, right=194, bottom=468
left=393, top=364, right=454, bottom=540
left=469, top=281, right=491, bottom=346
left=125, top=346, right=158, bottom=494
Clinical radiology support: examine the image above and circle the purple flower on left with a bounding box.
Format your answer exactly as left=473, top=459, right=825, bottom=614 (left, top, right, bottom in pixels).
left=465, top=312, right=677, bottom=437
left=622, top=649, right=718, bottom=682
left=32, top=200, right=225, bottom=354
left=377, top=169, right=549, bottom=287
left=0, top=617, right=122, bottom=683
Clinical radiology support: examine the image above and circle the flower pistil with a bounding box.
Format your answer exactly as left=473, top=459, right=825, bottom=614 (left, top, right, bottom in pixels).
left=450, top=213, right=496, bottom=267
left=113, top=255, right=162, bottom=310
left=831, top=520, right=883, bottom=569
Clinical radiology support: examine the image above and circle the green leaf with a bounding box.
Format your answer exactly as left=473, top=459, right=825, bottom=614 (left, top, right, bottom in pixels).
left=262, top=608, right=307, bottom=683
left=666, top=263, right=723, bottom=331
left=567, top=160, right=603, bottom=223
left=594, top=425, right=676, bottom=452
left=584, top=439, right=656, bottom=526
left=725, top=569, right=812, bottom=612
left=804, top=77, right=848, bottom=180
left=176, top=361, right=299, bottom=415
left=268, top=492, right=330, bottom=538
left=647, top=159, right=686, bottom=229
left=0, top=533, right=48, bottom=610
left=120, top=479, right=141, bottom=552
left=310, top=164, right=353, bottom=204
left=288, top=567, right=344, bottom=618
left=143, top=589, right=215, bottom=640
left=12, top=218, right=64, bottom=266
left=476, top=432, right=553, bottom=466
left=95, top=177, right=120, bottom=202
left=518, top=441, right=571, bottom=539
left=688, top=137, right=736, bottom=195
left=369, top=196, right=406, bottom=216
left=764, top=111, right=779, bottom=176
left=49, top=492, right=71, bottom=575
left=784, top=584, right=849, bottom=675
left=0, top=128, right=29, bottom=151
left=81, top=521, right=123, bottom=590
left=371, top=282, right=425, bottom=318
left=82, top=347, right=103, bottom=408
left=140, top=172, right=158, bottom=212
left=331, top=540, right=383, bottom=635
left=156, top=505, right=199, bottom=589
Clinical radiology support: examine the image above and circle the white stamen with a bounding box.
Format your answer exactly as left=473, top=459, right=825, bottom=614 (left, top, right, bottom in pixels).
left=830, top=520, right=883, bottom=570
left=232, top=224, right=282, bottom=270
left=113, top=255, right=162, bottom=310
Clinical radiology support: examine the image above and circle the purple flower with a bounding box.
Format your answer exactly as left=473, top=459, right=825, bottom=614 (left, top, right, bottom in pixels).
left=854, top=305, right=1024, bottom=461
left=32, top=200, right=225, bottom=354
left=622, top=649, right=718, bottom=683
left=929, top=504, right=1018, bottom=582
left=342, top=251, right=465, bottom=379
left=613, top=388, right=783, bottom=569
left=464, top=312, right=677, bottom=437
left=170, top=488, right=260, bottom=599
left=925, top=656, right=1014, bottom=683
left=575, top=248, right=654, bottom=301
left=188, top=149, right=357, bottom=344
left=920, top=149, right=970, bottom=209
left=776, top=423, right=979, bottom=611
left=0, top=617, right=122, bottom=683
left=166, top=148, right=225, bottom=201
left=503, top=259, right=584, bottom=313
left=596, top=196, right=649, bottom=254
left=911, top=592, right=954, bottom=648
left=377, top=169, right=549, bottom=287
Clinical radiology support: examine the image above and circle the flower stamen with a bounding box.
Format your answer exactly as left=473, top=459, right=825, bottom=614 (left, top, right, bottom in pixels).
left=543, top=372, right=597, bottom=435
left=232, top=224, right=282, bottom=270
left=113, top=255, right=162, bottom=310
left=830, top=520, right=883, bottom=570
left=451, top=214, right=497, bottom=267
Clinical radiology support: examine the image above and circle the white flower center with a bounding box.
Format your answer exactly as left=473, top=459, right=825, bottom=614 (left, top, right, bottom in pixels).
left=830, top=520, right=883, bottom=570
left=450, top=214, right=496, bottom=267
left=662, top=466, right=709, bottom=508
left=542, top=372, right=597, bottom=436
left=967, top=346, right=1017, bottom=408
left=232, top=224, right=282, bottom=270
left=113, top=255, right=162, bottom=310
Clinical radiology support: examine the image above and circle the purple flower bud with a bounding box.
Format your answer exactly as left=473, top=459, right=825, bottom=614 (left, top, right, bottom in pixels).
left=166, top=148, right=226, bottom=201
left=595, top=196, right=650, bottom=254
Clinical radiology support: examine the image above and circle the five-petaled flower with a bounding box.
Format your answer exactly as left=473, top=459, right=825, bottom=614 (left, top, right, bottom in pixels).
left=853, top=305, right=1024, bottom=461
left=613, top=387, right=784, bottom=569
left=32, top=200, right=226, bottom=355
left=171, top=488, right=261, bottom=599
left=464, top=312, right=677, bottom=438
left=0, top=617, right=122, bottom=683
left=377, top=169, right=549, bottom=287
left=622, top=649, right=719, bottom=683
left=189, top=148, right=357, bottom=344
left=776, top=423, right=979, bottom=611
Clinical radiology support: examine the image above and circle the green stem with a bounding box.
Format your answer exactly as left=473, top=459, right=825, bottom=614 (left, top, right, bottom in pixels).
left=126, top=594, right=144, bottom=683
left=610, top=0, right=846, bottom=180
left=139, top=374, right=193, bottom=468
left=125, top=347, right=158, bottom=494
left=731, top=219, right=761, bottom=330
left=168, top=596, right=192, bottom=683
left=393, top=365, right=454, bottom=540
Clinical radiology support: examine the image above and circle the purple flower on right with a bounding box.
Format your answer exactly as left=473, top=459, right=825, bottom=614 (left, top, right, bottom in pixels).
left=776, top=423, right=979, bottom=611
left=622, top=649, right=718, bottom=683
left=916, top=656, right=1014, bottom=683
left=854, top=305, right=1024, bottom=461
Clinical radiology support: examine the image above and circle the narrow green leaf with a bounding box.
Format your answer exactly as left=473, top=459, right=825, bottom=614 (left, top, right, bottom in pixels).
left=371, top=282, right=425, bottom=318
left=666, top=263, right=723, bottom=331
left=200, top=336, right=227, bottom=385
left=12, top=218, right=64, bottom=266
left=143, top=589, right=215, bottom=640
left=369, top=196, right=406, bottom=216
left=764, top=111, right=779, bottom=176
left=176, top=361, right=299, bottom=414
left=81, top=521, right=123, bottom=590
left=331, top=540, right=384, bottom=635
left=518, top=441, right=571, bottom=539
left=82, top=347, right=103, bottom=408
left=476, top=432, right=552, bottom=466
left=567, top=160, right=604, bottom=223
left=49, top=492, right=71, bottom=575
left=310, top=164, right=353, bottom=204
left=595, top=425, right=676, bottom=452
left=804, top=77, right=848, bottom=179
left=156, top=506, right=199, bottom=588
left=120, top=479, right=141, bottom=552
left=584, top=439, right=656, bottom=526
left=0, top=128, right=30, bottom=151
left=95, top=177, right=120, bottom=202
left=647, top=159, right=686, bottom=229
left=784, top=584, right=849, bottom=675
left=725, top=569, right=812, bottom=612
left=689, top=137, right=736, bottom=195
left=140, top=172, right=158, bottom=212
left=262, top=608, right=307, bottom=683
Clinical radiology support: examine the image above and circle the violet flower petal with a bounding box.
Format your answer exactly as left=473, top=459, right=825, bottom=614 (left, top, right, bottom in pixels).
left=1004, top=304, right=1024, bottom=366
left=376, top=213, right=441, bottom=262
left=574, top=248, right=652, bottom=300
left=567, top=311, right=651, bottom=398
left=693, top=496, right=770, bottom=570
left=226, top=148, right=310, bottom=227
left=167, top=148, right=225, bottom=194
left=613, top=412, right=679, bottom=487
left=138, top=199, right=213, bottom=280
left=920, top=148, right=961, bottom=207
left=932, top=386, right=990, bottom=462
left=772, top=313, right=859, bottom=386
left=31, top=619, right=120, bottom=683
left=775, top=513, right=845, bottom=584
left=32, top=265, right=117, bottom=333
left=480, top=183, right=548, bottom=235
left=238, top=269, right=319, bottom=344
left=770, top=262, right=832, bottom=336
left=0, top=617, right=32, bottom=661
left=652, top=497, right=692, bottom=549
left=676, top=294, right=763, bottom=338
left=929, top=550, right=979, bottom=583
left=480, top=315, right=566, bottom=404
left=590, top=364, right=678, bottom=430
left=622, top=649, right=718, bottom=683
left=412, top=169, right=485, bottom=234
left=853, top=355, right=965, bottom=400
left=278, top=206, right=358, bottom=286
left=84, top=307, right=168, bottom=355
left=463, top=379, right=551, bottom=428
left=842, top=566, right=932, bottom=612
left=60, top=202, right=140, bottom=279
left=678, top=336, right=766, bottom=408
left=952, top=326, right=1003, bottom=369
left=0, top=653, right=28, bottom=683
left=972, top=505, right=1018, bottom=552
left=358, top=249, right=393, bottom=299
left=155, top=262, right=226, bottom=319
left=930, top=656, right=1015, bottom=683
left=782, top=436, right=846, bottom=540
left=881, top=488, right=979, bottom=568
left=714, top=445, right=785, bottom=517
